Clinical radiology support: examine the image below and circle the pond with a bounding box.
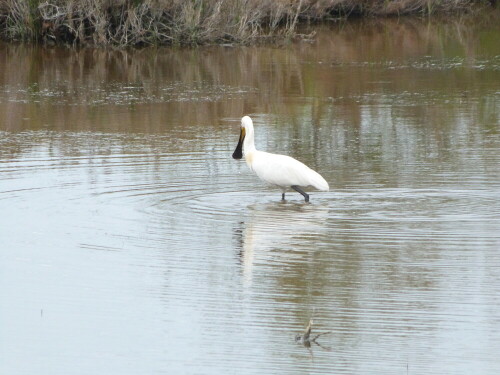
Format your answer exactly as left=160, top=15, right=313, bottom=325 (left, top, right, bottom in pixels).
left=1, top=14, right=500, bottom=375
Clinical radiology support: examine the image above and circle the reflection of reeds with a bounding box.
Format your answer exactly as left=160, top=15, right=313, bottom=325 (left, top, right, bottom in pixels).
left=1, top=14, right=498, bottom=133
left=0, top=0, right=491, bottom=46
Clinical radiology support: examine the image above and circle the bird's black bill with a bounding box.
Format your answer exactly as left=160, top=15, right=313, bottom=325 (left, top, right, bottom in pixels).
left=232, top=128, right=245, bottom=159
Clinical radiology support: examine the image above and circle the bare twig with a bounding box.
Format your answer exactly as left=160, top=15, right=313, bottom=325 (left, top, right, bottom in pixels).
left=295, top=308, right=332, bottom=349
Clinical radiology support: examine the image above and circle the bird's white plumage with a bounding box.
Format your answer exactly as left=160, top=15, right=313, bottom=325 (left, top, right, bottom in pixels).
left=233, top=116, right=329, bottom=199
left=249, top=151, right=328, bottom=191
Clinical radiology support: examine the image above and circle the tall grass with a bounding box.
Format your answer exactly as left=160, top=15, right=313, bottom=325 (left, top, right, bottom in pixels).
left=0, top=0, right=491, bottom=46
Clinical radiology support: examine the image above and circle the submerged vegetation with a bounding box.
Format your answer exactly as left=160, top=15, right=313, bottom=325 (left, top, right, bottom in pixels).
left=0, top=0, right=494, bottom=46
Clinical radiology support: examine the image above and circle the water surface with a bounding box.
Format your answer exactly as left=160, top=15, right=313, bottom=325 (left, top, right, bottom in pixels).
left=1, top=14, right=500, bottom=375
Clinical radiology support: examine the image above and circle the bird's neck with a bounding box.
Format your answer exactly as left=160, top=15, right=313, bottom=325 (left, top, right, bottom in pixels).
left=243, top=128, right=256, bottom=154
left=244, top=150, right=255, bottom=168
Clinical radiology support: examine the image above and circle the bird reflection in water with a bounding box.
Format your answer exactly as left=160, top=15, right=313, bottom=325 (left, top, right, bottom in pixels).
left=233, top=201, right=329, bottom=287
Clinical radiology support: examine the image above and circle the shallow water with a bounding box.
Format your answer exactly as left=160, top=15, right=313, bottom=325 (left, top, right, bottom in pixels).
left=1, top=14, right=500, bottom=374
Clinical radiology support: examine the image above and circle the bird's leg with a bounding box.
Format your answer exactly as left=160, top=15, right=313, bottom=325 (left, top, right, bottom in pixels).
left=291, top=186, right=309, bottom=202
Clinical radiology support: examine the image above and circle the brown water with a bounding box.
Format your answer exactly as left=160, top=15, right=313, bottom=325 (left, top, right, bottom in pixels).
left=1, top=14, right=500, bottom=374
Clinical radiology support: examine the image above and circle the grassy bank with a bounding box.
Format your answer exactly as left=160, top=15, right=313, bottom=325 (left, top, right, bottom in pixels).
left=0, top=0, right=492, bottom=46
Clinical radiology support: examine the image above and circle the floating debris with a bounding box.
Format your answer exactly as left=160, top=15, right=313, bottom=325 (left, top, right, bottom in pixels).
left=295, top=316, right=332, bottom=349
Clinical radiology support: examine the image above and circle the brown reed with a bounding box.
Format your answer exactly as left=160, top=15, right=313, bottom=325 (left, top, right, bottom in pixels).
left=0, top=0, right=490, bottom=46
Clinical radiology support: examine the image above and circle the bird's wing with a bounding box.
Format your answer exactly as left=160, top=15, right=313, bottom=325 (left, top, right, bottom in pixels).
left=251, top=151, right=328, bottom=190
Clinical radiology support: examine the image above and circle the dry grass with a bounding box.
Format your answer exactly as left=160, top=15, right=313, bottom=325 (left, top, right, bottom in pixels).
left=0, top=0, right=491, bottom=46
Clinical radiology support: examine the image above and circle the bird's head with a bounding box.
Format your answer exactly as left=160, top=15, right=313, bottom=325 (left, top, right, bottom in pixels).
left=241, top=116, right=253, bottom=129
left=232, top=116, right=253, bottom=159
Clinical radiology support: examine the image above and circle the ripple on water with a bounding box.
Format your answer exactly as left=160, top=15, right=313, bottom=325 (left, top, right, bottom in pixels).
left=325, top=56, right=500, bottom=71
left=0, top=81, right=258, bottom=106
left=2, top=129, right=500, bottom=375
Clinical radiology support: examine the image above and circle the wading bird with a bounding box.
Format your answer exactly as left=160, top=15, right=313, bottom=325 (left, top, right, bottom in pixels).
left=232, top=116, right=329, bottom=202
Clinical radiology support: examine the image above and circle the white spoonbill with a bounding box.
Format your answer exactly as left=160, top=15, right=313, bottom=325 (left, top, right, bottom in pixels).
left=232, top=116, right=329, bottom=202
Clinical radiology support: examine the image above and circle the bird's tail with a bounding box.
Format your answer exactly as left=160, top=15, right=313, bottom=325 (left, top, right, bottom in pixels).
left=309, top=169, right=329, bottom=191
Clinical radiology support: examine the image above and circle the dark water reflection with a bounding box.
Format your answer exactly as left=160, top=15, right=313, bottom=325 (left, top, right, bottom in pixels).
left=1, top=14, right=500, bottom=375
